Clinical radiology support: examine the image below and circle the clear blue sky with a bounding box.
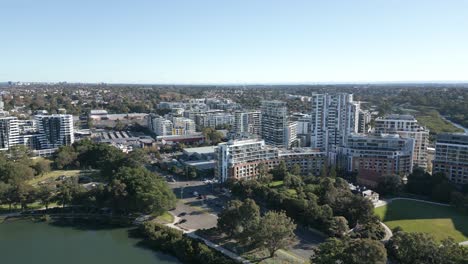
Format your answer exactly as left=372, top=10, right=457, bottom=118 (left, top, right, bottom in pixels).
left=1, top=0, right=467, bottom=84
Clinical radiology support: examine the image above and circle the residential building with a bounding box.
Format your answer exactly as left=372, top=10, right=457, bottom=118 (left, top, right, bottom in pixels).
left=358, top=109, right=372, bottom=133
left=0, top=116, right=20, bottom=150
left=375, top=114, right=429, bottom=169
left=215, top=139, right=326, bottom=182
left=261, top=100, right=295, bottom=148
left=433, top=133, right=468, bottom=184
left=234, top=111, right=262, bottom=138
left=148, top=115, right=173, bottom=136
left=172, top=117, right=196, bottom=135
left=34, top=114, right=74, bottom=149
left=310, top=93, right=359, bottom=153
left=295, top=114, right=311, bottom=147
left=338, top=133, right=414, bottom=187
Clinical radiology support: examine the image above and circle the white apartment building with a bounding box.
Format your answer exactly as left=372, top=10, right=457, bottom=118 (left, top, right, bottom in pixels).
left=148, top=115, right=173, bottom=136
left=310, top=93, right=359, bottom=153
left=0, top=116, right=21, bottom=150
left=234, top=111, right=262, bottom=137
left=433, top=133, right=468, bottom=184
left=215, top=139, right=326, bottom=182
left=375, top=114, right=429, bottom=169
left=358, top=109, right=372, bottom=133
left=34, top=114, right=74, bottom=149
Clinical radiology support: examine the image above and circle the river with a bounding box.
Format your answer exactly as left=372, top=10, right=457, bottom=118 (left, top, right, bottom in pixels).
left=441, top=116, right=468, bottom=134
left=0, top=220, right=180, bottom=264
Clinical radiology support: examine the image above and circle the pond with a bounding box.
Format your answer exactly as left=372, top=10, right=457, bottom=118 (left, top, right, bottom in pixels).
left=0, top=220, right=180, bottom=264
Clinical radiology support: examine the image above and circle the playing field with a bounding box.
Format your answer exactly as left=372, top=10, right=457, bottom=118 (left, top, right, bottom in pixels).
left=375, top=199, right=468, bottom=242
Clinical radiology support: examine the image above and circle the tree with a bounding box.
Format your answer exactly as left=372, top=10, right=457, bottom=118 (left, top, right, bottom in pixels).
left=37, top=184, right=56, bottom=210
left=329, top=166, right=337, bottom=178
left=351, top=215, right=386, bottom=240
left=257, top=163, right=272, bottom=184
left=33, top=159, right=51, bottom=176
left=327, top=216, right=349, bottom=237
left=376, top=175, right=402, bottom=195
left=406, top=167, right=432, bottom=196
left=312, top=237, right=387, bottom=264
left=217, top=198, right=260, bottom=241
left=253, top=211, right=296, bottom=258
left=55, top=179, right=83, bottom=208
left=386, top=231, right=456, bottom=264
left=0, top=182, right=14, bottom=211
left=112, top=166, right=176, bottom=214
left=55, top=146, right=78, bottom=169
left=291, top=164, right=301, bottom=176
left=272, top=161, right=288, bottom=181
left=217, top=199, right=243, bottom=237
left=13, top=183, right=36, bottom=210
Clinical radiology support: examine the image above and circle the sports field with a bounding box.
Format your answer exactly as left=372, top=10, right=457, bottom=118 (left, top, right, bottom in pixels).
left=375, top=199, right=468, bottom=242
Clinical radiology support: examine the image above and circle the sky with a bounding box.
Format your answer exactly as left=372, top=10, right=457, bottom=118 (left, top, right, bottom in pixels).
left=1, top=0, right=467, bottom=84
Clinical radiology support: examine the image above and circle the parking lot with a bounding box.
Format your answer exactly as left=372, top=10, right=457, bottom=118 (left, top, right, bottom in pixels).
left=167, top=178, right=230, bottom=231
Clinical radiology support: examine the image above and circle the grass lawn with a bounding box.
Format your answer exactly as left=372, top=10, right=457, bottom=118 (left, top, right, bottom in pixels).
left=154, top=212, right=174, bottom=224
left=28, top=169, right=98, bottom=186
left=375, top=199, right=468, bottom=242
left=269, top=180, right=284, bottom=187
left=0, top=202, right=59, bottom=214
left=243, top=248, right=307, bottom=264
left=415, top=110, right=464, bottom=135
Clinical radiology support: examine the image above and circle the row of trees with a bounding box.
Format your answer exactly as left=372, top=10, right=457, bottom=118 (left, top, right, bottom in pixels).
left=312, top=231, right=468, bottom=264
left=217, top=199, right=296, bottom=258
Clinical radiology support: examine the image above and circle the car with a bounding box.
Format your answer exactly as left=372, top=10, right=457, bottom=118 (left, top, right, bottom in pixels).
left=178, top=212, right=187, bottom=217
left=192, top=191, right=198, bottom=196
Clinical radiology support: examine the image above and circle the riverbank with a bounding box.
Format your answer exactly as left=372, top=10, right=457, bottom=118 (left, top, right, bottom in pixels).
left=441, top=116, right=468, bottom=134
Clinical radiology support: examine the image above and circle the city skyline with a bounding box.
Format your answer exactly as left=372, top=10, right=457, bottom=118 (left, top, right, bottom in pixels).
left=1, top=0, right=468, bottom=84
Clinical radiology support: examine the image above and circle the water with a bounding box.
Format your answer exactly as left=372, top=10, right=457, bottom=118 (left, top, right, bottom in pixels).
left=0, top=221, right=180, bottom=264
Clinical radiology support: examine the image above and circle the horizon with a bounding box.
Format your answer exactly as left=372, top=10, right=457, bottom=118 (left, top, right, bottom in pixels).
left=1, top=0, right=468, bottom=83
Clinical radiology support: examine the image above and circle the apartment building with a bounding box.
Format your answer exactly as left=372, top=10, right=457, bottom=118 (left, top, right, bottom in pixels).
left=358, top=109, right=372, bottom=133
left=215, top=139, right=326, bottom=182
left=375, top=114, right=429, bottom=169
left=172, top=117, right=196, bottom=135
left=261, top=100, right=296, bottom=148
left=338, top=133, right=414, bottom=187
left=433, top=133, right=468, bottom=184
left=147, top=114, right=173, bottom=136
left=0, top=116, right=21, bottom=150
left=234, top=111, right=262, bottom=138
left=34, top=114, right=74, bottom=149
left=310, top=93, right=359, bottom=153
